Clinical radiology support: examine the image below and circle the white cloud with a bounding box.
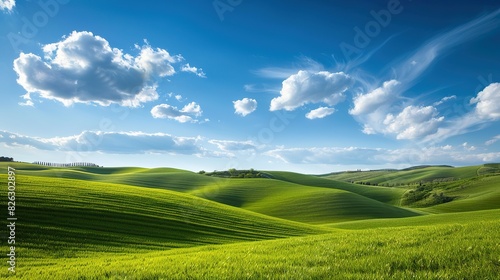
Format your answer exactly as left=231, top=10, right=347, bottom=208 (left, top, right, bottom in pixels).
left=383, top=106, right=444, bottom=140
left=470, top=83, right=500, bottom=120
left=151, top=102, right=203, bottom=123
left=265, top=145, right=500, bottom=166
left=423, top=83, right=500, bottom=143
left=270, top=70, right=352, bottom=111
left=253, top=57, right=324, bottom=79
left=433, top=95, right=457, bottom=106
left=462, top=142, right=477, bottom=151
left=0, top=0, right=14, bottom=12
left=208, top=140, right=256, bottom=151
left=181, top=63, right=206, bottom=78
left=486, top=135, right=500, bottom=146
left=13, top=31, right=194, bottom=107
left=305, top=107, right=335, bottom=120
left=0, top=130, right=202, bottom=155
left=233, top=98, right=257, bottom=116
left=350, top=80, right=400, bottom=116
left=346, top=8, right=500, bottom=142
left=175, top=95, right=183, bottom=101
left=393, top=8, right=500, bottom=89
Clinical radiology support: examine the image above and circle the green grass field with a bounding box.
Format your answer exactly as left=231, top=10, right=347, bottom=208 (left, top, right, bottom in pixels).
left=1, top=162, right=499, bottom=279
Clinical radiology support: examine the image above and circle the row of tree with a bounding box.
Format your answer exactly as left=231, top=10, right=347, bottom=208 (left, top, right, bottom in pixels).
left=0, top=156, right=14, bottom=162
left=32, top=162, right=101, bottom=167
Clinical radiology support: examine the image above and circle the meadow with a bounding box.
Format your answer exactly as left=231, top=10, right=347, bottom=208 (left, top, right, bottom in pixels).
left=0, top=162, right=499, bottom=279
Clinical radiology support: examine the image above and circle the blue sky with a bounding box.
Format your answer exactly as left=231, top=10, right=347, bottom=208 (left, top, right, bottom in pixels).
left=1, top=0, right=499, bottom=173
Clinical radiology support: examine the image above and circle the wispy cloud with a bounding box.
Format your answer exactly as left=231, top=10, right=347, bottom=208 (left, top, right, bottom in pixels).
left=208, top=140, right=257, bottom=151
left=486, top=135, right=500, bottom=146
left=433, top=95, right=457, bottom=106
left=265, top=144, right=500, bottom=166
left=349, top=9, right=500, bottom=142
left=394, top=8, right=500, bottom=89
left=424, top=83, right=500, bottom=143
left=252, top=56, right=324, bottom=79
left=305, top=107, right=335, bottom=120
left=181, top=63, right=206, bottom=78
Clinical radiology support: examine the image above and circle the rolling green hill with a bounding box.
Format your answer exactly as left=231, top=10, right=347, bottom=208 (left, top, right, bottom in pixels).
left=0, top=174, right=328, bottom=258
left=424, top=175, right=500, bottom=213
left=9, top=163, right=418, bottom=224
left=321, top=165, right=495, bottom=186
left=0, top=163, right=499, bottom=279
left=190, top=179, right=420, bottom=224
left=7, top=210, right=500, bottom=279
left=268, top=171, right=407, bottom=205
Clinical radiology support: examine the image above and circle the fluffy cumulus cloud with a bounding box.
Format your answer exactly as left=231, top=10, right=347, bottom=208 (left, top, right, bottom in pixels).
left=151, top=102, right=203, bottom=123
left=424, top=83, right=500, bottom=143
left=208, top=140, right=257, bottom=151
left=305, top=107, right=335, bottom=120
left=0, top=130, right=202, bottom=155
left=233, top=98, right=257, bottom=116
left=350, top=80, right=400, bottom=116
left=13, top=31, right=198, bottom=107
left=470, top=83, right=500, bottom=120
left=181, top=63, right=206, bottom=78
left=270, top=70, right=353, bottom=111
left=383, top=106, right=444, bottom=140
left=0, top=0, right=15, bottom=12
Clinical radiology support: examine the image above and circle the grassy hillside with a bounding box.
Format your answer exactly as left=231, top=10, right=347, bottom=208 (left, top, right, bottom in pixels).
left=8, top=163, right=418, bottom=224
left=10, top=163, right=218, bottom=192
left=0, top=174, right=328, bottom=259
left=7, top=212, right=500, bottom=279
left=2, top=163, right=499, bottom=279
left=322, top=165, right=492, bottom=186
left=268, top=171, right=407, bottom=205
left=330, top=208, right=500, bottom=229
left=424, top=175, right=500, bottom=213
left=191, top=179, right=420, bottom=224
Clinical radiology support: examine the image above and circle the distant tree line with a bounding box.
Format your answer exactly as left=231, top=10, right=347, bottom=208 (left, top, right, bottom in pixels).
left=33, top=161, right=101, bottom=167
left=0, top=156, right=14, bottom=162
left=200, top=168, right=271, bottom=179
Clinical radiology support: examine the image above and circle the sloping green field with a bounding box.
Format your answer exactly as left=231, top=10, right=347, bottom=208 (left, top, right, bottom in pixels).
left=322, top=165, right=493, bottom=185
left=5, top=212, right=500, bottom=279
left=191, top=179, right=419, bottom=224
left=1, top=163, right=499, bottom=279
left=1, top=174, right=326, bottom=255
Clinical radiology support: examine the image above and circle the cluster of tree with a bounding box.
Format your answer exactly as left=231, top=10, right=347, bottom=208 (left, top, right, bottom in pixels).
left=0, top=156, right=14, bottom=162
left=401, top=184, right=453, bottom=207
left=355, top=181, right=379, bottom=186
left=199, top=168, right=270, bottom=179
left=33, top=162, right=101, bottom=167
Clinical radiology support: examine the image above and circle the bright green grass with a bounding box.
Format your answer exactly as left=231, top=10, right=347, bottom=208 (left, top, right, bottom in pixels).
left=330, top=208, right=500, bottom=229
left=10, top=164, right=407, bottom=206
left=7, top=217, right=500, bottom=279
left=7, top=164, right=418, bottom=224
left=268, top=171, right=407, bottom=205
left=0, top=174, right=328, bottom=259
left=322, top=165, right=483, bottom=185
left=8, top=163, right=219, bottom=192
left=424, top=175, right=500, bottom=213
left=191, top=179, right=420, bottom=224
left=0, top=163, right=499, bottom=279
